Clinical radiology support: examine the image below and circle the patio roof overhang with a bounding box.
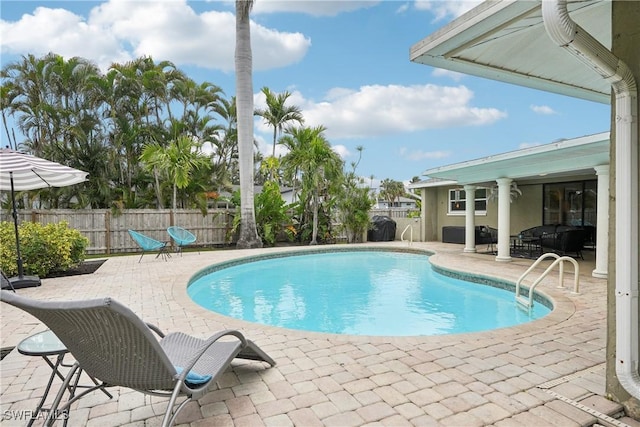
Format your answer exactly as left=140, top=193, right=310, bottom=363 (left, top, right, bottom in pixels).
left=415, top=131, right=609, bottom=186
left=409, top=0, right=612, bottom=187
left=410, top=0, right=611, bottom=104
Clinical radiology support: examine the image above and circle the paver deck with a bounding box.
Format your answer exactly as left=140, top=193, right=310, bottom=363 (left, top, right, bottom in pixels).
left=1, top=241, right=637, bottom=426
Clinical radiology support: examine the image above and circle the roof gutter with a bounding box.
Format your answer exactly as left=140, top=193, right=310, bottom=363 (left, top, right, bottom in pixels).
left=542, top=0, right=639, bottom=400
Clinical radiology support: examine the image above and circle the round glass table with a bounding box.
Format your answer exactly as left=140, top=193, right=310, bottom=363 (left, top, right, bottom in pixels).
left=17, top=330, right=111, bottom=426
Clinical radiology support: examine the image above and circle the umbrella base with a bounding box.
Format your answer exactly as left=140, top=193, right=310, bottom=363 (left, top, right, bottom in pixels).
left=3, top=275, right=41, bottom=290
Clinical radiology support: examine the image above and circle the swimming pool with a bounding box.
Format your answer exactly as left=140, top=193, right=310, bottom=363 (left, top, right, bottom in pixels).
left=187, top=249, right=551, bottom=336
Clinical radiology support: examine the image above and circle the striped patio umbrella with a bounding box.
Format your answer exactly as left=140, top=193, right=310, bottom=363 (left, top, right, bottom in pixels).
left=0, top=148, right=88, bottom=289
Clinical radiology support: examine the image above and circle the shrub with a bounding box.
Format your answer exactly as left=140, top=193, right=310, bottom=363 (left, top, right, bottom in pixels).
left=254, top=181, right=292, bottom=246
left=0, top=221, right=89, bottom=277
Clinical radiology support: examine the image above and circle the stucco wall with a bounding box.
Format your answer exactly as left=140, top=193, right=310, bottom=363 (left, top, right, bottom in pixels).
left=510, top=184, right=543, bottom=233
left=419, top=183, right=544, bottom=241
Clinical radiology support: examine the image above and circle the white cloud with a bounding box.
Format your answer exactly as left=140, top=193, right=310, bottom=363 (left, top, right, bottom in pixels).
left=252, top=0, right=380, bottom=16
left=297, top=84, right=507, bottom=139
left=414, top=0, right=482, bottom=21
left=0, top=7, right=131, bottom=67
left=530, top=104, right=557, bottom=115
left=254, top=83, right=504, bottom=159
left=399, top=148, right=452, bottom=162
left=395, top=3, right=410, bottom=14
left=331, top=144, right=350, bottom=159
left=1, top=1, right=310, bottom=72
left=432, top=68, right=464, bottom=82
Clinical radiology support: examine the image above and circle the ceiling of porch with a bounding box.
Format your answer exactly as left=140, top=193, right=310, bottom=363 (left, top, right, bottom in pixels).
left=410, top=0, right=611, bottom=104
left=418, top=132, right=609, bottom=186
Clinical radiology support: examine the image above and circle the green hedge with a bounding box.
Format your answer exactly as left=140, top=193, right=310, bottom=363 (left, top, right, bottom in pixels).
left=0, top=221, right=88, bottom=277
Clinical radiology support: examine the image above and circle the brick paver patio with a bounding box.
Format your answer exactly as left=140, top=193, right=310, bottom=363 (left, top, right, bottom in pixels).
left=1, top=242, right=638, bottom=426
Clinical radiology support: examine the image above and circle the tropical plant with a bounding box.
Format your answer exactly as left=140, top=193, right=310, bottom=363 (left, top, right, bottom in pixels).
left=255, top=87, right=304, bottom=158
left=1, top=53, right=228, bottom=211
left=139, top=135, right=211, bottom=210
left=334, top=146, right=374, bottom=243
left=254, top=180, right=292, bottom=246
left=234, top=0, right=262, bottom=249
left=281, top=125, right=343, bottom=245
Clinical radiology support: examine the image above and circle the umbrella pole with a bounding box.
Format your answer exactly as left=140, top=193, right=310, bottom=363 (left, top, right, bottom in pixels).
left=5, top=172, right=40, bottom=289
left=9, top=173, right=25, bottom=278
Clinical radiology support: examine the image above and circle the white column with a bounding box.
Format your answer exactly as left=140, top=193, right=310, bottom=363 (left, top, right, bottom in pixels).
left=464, top=185, right=477, bottom=253
left=495, top=178, right=512, bottom=262
left=592, top=165, right=609, bottom=278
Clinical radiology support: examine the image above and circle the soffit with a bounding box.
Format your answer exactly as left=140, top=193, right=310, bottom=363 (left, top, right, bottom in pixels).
left=420, top=132, right=609, bottom=185
left=410, top=0, right=612, bottom=104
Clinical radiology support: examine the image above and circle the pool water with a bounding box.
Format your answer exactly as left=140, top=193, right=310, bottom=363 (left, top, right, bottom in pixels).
left=187, top=251, right=551, bottom=336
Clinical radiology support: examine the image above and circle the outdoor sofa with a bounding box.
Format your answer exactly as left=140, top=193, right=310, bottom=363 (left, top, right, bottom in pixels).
left=442, top=225, right=497, bottom=247
left=519, top=225, right=586, bottom=259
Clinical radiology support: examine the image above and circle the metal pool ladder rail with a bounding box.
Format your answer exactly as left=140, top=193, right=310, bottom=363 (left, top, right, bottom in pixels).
left=515, top=253, right=580, bottom=309
left=401, top=224, right=413, bottom=245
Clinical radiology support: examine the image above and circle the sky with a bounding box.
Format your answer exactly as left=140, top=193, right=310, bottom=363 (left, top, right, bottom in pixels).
left=0, top=0, right=611, bottom=188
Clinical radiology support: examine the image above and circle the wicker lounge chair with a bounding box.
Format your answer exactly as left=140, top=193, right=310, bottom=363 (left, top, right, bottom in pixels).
left=128, top=229, right=170, bottom=262
left=0, top=290, right=276, bottom=427
left=167, top=226, right=197, bottom=255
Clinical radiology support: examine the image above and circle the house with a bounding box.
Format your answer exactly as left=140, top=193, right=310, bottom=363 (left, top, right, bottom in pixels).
left=409, top=131, right=609, bottom=278
left=372, top=196, right=418, bottom=209
left=408, top=0, right=638, bottom=410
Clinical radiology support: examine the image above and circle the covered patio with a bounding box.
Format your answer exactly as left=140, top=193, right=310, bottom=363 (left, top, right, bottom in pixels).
left=409, top=131, right=610, bottom=278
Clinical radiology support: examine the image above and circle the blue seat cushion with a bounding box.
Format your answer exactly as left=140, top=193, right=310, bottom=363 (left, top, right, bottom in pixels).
left=174, top=366, right=212, bottom=384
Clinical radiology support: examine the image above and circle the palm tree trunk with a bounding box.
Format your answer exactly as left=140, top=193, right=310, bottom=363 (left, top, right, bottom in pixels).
left=272, top=126, right=277, bottom=157
left=310, top=191, right=319, bottom=245
left=154, top=168, right=164, bottom=209
left=172, top=183, right=177, bottom=211
left=235, top=0, right=262, bottom=249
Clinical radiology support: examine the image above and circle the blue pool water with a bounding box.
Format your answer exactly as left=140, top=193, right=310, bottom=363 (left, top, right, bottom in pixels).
left=187, top=250, right=551, bottom=336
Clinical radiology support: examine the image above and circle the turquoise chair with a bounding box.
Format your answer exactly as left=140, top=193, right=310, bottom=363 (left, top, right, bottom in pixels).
left=128, top=230, right=170, bottom=262
left=167, top=226, right=197, bottom=255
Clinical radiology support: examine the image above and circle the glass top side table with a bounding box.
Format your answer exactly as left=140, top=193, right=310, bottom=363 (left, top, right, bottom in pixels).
left=17, top=330, right=112, bottom=426
left=18, top=329, right=66, bottom=357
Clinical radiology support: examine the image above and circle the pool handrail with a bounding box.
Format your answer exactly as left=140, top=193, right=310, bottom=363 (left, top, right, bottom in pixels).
left=515, top=253, right=580, bottom=310
left=401, top=224, right=413, bottom=246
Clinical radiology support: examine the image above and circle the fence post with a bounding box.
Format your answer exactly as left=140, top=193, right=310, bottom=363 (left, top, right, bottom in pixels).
left=105, top=211, right=111, bottom=255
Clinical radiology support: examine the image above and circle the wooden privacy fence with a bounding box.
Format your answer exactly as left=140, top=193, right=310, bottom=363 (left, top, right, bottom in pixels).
left=1, top=208, right=423, bottom=256
left=0, top=209, right=236, bottom=255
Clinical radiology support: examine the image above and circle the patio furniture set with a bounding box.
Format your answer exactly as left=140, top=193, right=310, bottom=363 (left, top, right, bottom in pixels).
left=511, top=225, right=588, bottom=259
left=128, top=226, right=197, bottom=262
left=442, top=224, right=587, bottom=259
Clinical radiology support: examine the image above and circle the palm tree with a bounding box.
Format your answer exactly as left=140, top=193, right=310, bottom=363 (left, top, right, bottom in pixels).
left=255, top=87, right=304, bottom=158
left=140, top=135, right=210, bottom=210
left=0, top=80, right=18, bottom=149
left=235, top=0, right=262, bottom=248
left=281, top=125, right=343, bottom=245
left=380, top=178, right=406, bottom=207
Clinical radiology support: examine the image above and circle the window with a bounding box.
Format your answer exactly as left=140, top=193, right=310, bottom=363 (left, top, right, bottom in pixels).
left=543, top=180, right=596, bottom=226
left=448, top=188, right=487, bottom=215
